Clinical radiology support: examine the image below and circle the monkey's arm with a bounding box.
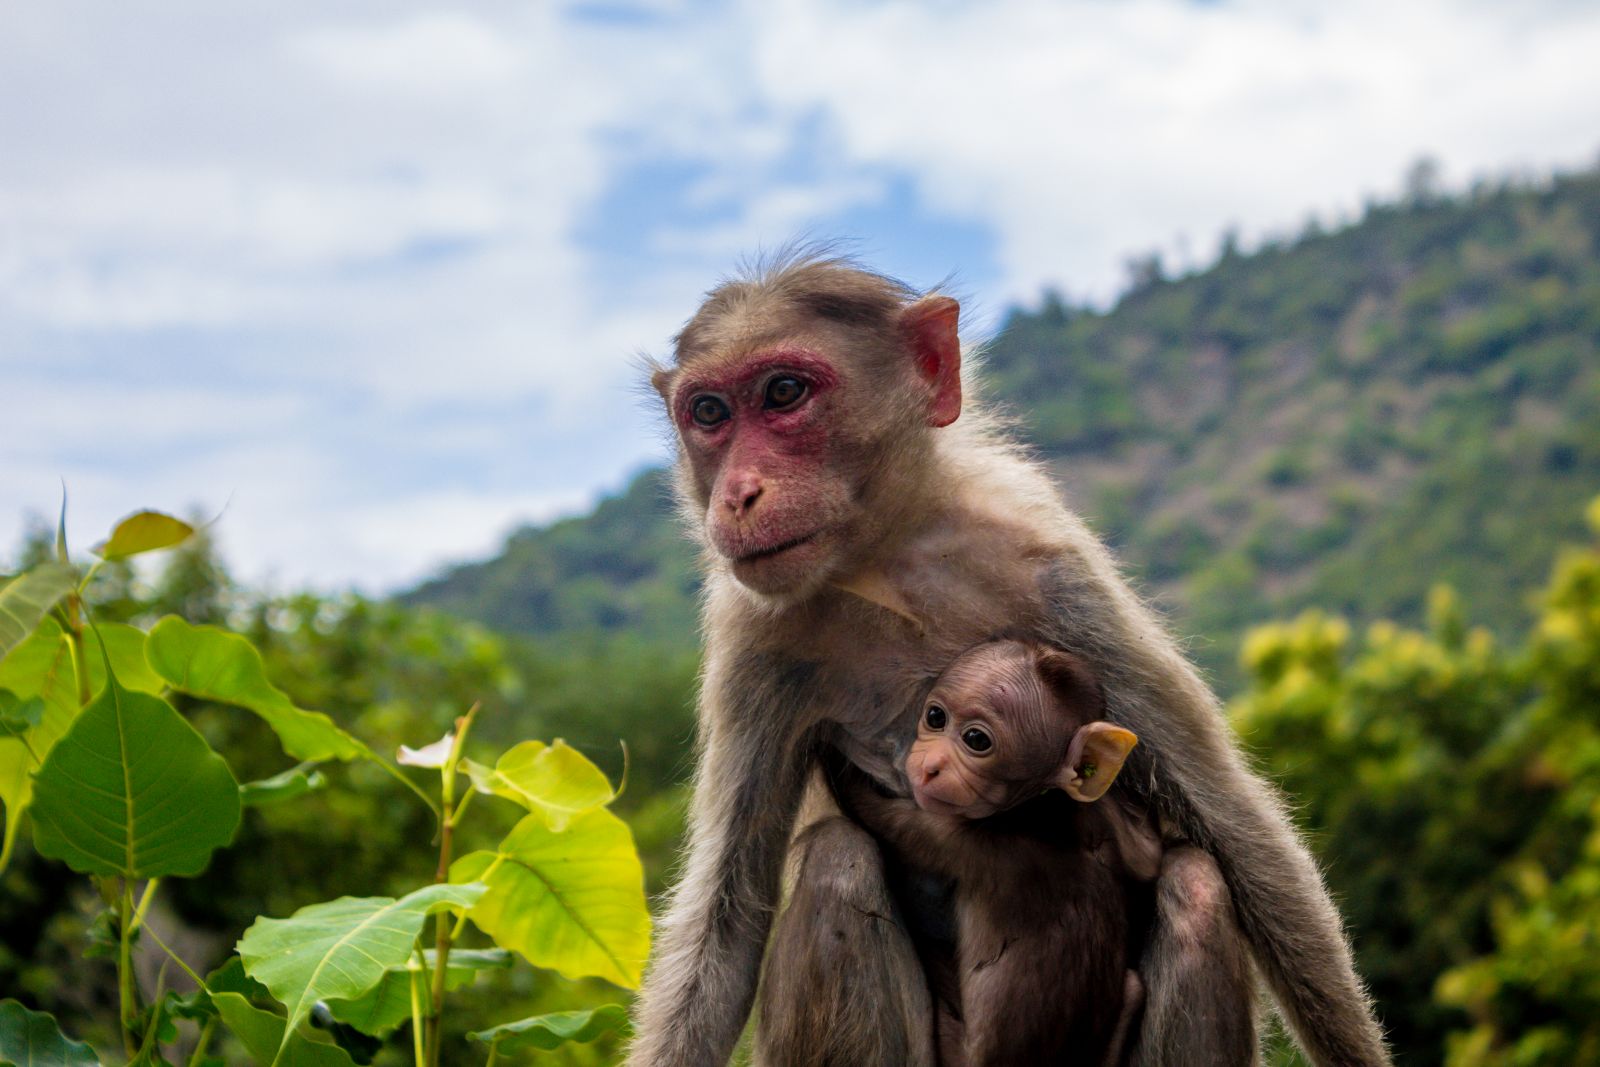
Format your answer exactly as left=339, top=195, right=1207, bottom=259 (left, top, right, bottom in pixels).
left=625, top=651, right=817, bottom=1067
left=1041, top=557, right=1390, bottom=1066
left=1097, top=795, right=1163, bottom=883
left=835, top=770, right=964, bottom=873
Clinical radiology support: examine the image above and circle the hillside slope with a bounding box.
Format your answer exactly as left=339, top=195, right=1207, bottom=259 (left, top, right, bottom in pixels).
left=405, top=167, right=1600, bottom=685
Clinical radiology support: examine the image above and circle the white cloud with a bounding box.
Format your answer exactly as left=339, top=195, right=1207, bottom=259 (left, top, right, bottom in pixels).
left=291, top=12, right=523, bottom=94
left=745, top=0, right=1600, bottom=301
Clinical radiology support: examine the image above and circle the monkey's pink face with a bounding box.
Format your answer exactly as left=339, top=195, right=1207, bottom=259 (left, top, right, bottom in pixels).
left=667, top=349, right=857, bottom=596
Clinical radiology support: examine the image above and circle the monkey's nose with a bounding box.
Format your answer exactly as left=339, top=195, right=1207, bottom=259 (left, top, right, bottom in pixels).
left=722, top=474, right=763, bottom=516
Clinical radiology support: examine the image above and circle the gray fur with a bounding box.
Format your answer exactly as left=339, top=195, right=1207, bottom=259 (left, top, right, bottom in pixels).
left=755, top=817, right=936, bottom=1067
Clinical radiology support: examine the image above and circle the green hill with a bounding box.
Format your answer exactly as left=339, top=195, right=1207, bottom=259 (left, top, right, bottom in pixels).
left=404, top=166, right=1600, bottom=687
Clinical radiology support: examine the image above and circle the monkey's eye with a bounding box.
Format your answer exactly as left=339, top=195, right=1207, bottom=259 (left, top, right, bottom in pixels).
left=960, top=726, right=993, bottom=753
left=924, top=705, right=947, bottom=730
left=763, top=376, right=807, bottom=410
left=689, top=395, right=731, bottom=427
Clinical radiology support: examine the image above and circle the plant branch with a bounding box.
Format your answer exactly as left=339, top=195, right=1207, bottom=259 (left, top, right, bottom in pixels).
left=186, top=1018, right=216, bottom=1067
left=118, top=879, right=137, bottom=1058
left=425, top=702, right=481, bottom=1067
left=142, top=923, right=207, bottom=991
left=130, top=878, right=161, bottom=933
left=409, top=956, right=427, bottom=1067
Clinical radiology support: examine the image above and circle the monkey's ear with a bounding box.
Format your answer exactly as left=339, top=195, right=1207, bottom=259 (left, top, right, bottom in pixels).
left=650, top=366, right=676, bottom=401
left=898, top=296, right=962, bottom=428
left=1035, top=648, right=1105, bottom=719
left=1060, top=722, right=1138, bottom=802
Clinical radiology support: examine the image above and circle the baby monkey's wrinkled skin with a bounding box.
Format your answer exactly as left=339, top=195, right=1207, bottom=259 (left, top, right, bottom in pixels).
left=843, top=640, right=1163, bottom=1067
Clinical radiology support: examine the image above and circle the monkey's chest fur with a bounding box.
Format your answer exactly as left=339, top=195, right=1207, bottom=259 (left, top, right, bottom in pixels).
left=774, top=518, right=1062, bottom=792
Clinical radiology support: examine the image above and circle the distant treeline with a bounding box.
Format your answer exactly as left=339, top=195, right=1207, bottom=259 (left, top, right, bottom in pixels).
left=404, top=163, right=1600, bottom=688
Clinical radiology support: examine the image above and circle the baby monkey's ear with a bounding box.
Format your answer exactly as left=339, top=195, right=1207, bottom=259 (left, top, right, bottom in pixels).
left=1059, top=722, right=1138, bottom=802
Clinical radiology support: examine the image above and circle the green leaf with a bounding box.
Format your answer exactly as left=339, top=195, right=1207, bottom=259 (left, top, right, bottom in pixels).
left=212, top=994, right=356, bottom=1067
left=29, top=670, right=241, bottom=877
left=324, top=948, right=508, bottom=1036
left=0, top=998, right=99, bottom=1067
left=236, top=883, right=486, bottom=1061
left=240, top=764, right=327, bottom=808
left=463, top=740, right=616, bottom=831
left=0, top=619, right=77, bottom=722
left=468, top=1005, right=628, bottom=1054
left=0, top=621, right=79, bottom=873
left=0, top=562, right=78, bottom=663
left=146, top=617, right=369, bottom=762
left=82, top=624, right=164, bottom=696
left=0, top=693, right=43, bottom=738
left=94, top=511, right=195, bottom=561
left=167, top=953, right=275, bottom=1024
left=451, top=808, right=651, bottom=988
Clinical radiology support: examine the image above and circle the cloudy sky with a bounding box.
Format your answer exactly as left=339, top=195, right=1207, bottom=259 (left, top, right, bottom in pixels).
left=5, top=0, right=1598, bottom=592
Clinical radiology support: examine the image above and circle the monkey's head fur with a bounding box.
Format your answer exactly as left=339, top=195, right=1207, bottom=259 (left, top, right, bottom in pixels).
left=649, top=250, right=962, bottom=602
left=908, top=640, right=1138, bottom=819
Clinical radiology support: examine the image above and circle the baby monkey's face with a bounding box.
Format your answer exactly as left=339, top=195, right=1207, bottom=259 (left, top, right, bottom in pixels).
left=907, top=641, right=1136, bottom=819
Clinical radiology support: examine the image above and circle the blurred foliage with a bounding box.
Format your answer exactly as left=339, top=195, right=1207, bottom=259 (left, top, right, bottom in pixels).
left=407, top=163, right=1600, bottom=689
left=1237, top=499, right=1600, bottom=1066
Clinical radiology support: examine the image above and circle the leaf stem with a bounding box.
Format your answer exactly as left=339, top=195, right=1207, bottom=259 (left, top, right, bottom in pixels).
left=449, top=854, right=504, bottom=941
left=484, top=1036, right=501, bottom=1067
left=410, top=961, right=427, bottom=1067
left=142, top=922, right=207, bottom=990
left=65, top=599, right=91, bottom=708
left=130, top=878, right=161, bottom=933
left=425, top=702, right=481, bottom=1067
left=372, top=756, right=444, bottom=820
left=186, top=1018, right=216, bottom=1067
left=118, top=878, right=138, bottom=1058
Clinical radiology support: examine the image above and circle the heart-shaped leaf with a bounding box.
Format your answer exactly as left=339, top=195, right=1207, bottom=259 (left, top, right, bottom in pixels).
left=94, top=511, right=195, bottom=561
left=212, top=994, right=355, bottom=1067
left=462, top=740, right=616, bottom=831
left=29, top=669, right=240, bottom=877
left=451, top=808, right=650, bottom=988
left=324, top=948, right=510, bottom=1036
left=0, top=621, right=79, bottom=872
left=146, top=617, right=369, bottom=763
left=237, top=883, right=485, bottom=1063
left=0, top=998, right=99, bottom=1067
left=468, top=1004, right=628, bottom=1054
left=0, top=563, right=78, bottom=662
left=82, top=623, right=164, bottom=695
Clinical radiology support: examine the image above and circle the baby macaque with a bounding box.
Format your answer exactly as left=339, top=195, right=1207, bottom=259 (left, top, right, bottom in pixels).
left=840, top=639, right=1163, bottom=1067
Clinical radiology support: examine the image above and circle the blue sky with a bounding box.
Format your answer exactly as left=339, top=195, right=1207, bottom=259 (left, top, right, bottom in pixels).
left=4, top=0, right=1598, bottom=592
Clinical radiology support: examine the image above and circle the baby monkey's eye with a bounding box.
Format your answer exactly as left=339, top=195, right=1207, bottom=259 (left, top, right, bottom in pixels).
left=925, top=705, right=947, bottom=730
left=960, top=726, right=993, bottom=753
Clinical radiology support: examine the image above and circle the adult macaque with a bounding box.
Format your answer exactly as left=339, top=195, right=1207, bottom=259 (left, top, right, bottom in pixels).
left=837, top=639, right=1160, bottom=1067
left=631, top=253, right=1388, bottom=1067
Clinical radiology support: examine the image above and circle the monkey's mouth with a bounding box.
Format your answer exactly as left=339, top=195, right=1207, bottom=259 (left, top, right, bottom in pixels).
left=733, top=532, right=818, bottom=563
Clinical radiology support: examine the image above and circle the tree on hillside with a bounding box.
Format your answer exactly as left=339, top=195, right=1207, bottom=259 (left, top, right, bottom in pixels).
left=1233, top=498, right=1600, bottom=1066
